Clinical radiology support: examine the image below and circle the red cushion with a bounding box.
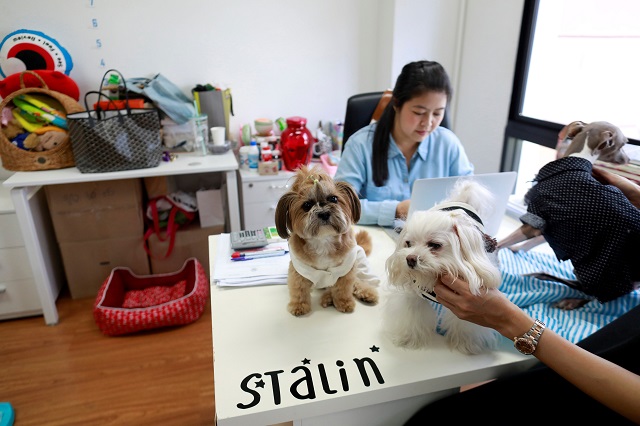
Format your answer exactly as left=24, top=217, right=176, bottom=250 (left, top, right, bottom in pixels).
left=122, top=280, right=187, bottom=308
left=0, top=70, right=80, bottom=100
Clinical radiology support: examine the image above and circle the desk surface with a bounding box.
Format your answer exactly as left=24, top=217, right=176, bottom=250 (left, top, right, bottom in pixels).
left=2, top=150, right=238, bottom=188
left=209, top=222, right=538, bottom=425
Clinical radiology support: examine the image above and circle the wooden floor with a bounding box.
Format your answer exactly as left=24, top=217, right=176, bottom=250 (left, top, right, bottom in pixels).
left=0, top=291, right=215, bottom=426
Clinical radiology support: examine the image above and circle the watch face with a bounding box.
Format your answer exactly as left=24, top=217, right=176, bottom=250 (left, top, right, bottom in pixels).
left=515, top=337, right=535, bottom=355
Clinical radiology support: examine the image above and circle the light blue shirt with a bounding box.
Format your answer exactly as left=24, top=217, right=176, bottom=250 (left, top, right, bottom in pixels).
left=334, top=123, right=474, bottom=227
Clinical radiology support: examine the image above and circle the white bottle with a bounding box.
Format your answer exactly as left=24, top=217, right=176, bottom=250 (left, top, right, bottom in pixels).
left=248, top=140, right=259, bottom=169
left=238, top=146, right=250, bottom=170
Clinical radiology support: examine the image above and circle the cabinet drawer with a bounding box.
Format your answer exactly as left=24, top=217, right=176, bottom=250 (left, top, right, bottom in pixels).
left=0, top=213, right=24, bottom=249
left=0, top=246, right=33, bottom=281
left=0, top=277, right=41, bottom=319
left=243, top=201, right=279, bottom=230
left=242, top=179, right=290, bottom=204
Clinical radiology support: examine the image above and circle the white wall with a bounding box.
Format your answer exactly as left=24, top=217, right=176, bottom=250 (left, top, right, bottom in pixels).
left=0, top=0, right=523, bottom=174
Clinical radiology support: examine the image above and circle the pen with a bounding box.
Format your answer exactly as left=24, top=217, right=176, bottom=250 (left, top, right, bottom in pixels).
left=231, top=249, right=286, bottom=258
left=230, top=251, right=288, bottom=261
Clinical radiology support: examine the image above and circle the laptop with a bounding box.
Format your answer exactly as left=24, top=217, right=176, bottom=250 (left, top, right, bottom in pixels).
left=384, top=172, right=518, bottom=241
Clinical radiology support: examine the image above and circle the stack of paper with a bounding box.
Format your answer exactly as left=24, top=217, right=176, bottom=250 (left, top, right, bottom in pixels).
left=213, top=234, right=290, bottom=287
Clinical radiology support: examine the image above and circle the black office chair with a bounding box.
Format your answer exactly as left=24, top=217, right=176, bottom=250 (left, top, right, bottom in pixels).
left=341, top=91, right=450, bottom=152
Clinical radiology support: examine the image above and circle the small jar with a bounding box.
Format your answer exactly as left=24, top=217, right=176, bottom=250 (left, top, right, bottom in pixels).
left=272, top=149, right=282, bottom=170
left=261, top=144, right=273, bottom=162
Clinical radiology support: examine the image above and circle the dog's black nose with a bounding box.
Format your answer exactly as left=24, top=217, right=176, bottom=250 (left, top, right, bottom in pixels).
left=406, top=255, right=417, bottom=268
left=318, top=211, right=330, bottom=221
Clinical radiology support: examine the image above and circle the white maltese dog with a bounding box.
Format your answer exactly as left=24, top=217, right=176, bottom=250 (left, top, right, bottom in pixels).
left=383, top=178, right=502, bottom=355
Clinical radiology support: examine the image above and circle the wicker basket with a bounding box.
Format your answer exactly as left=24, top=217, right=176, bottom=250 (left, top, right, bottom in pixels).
left=0, top=71, right=83, bottom=171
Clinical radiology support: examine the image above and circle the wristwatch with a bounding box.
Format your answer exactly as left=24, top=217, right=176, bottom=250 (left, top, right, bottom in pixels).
left=513, top=319, right=546, bottom=355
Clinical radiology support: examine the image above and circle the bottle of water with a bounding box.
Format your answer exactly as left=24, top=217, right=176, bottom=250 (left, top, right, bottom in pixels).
left=248, top=140, right=259, bottom=169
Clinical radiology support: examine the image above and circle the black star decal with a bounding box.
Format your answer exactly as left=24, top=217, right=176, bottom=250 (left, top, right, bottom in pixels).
left=370, top=345, right=380, bottom=352
left=302, top=358, right=311, bottom=365
left=255, top=380, right=265, bottom=388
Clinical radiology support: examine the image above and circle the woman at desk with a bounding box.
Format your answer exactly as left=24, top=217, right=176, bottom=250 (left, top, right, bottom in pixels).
left=334, top=60, right=473, bottom=228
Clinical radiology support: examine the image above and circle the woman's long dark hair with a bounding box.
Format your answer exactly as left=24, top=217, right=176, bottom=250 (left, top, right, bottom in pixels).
left=371, top=60, right=453, bottom=186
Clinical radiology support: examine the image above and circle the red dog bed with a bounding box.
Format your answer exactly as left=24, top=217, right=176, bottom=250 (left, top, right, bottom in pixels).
left=93, top=257, right=209, bottom=336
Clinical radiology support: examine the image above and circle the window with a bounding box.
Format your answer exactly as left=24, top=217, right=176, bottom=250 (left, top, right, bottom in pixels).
left=501, top=0, right=640, bottom=213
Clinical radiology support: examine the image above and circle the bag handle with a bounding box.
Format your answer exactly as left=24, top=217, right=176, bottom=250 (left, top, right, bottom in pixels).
left=98, top=69, right=132, bottom=114
left=19, top=71, right=49, bottom=90
left=82, top=91, right=127, bottom=124
left=143, top=196, right=179, bottom=259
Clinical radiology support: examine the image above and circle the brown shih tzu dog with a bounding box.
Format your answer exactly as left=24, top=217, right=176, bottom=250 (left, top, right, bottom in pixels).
left=275, top=165, right=379, bottom=316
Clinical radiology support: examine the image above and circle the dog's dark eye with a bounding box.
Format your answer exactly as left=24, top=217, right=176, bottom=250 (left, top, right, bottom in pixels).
left=404, top=241, right=412, bottom=248
left=327, top=195, right=338, bottom=204
left=302, top=201, right=314, bottom=211
left=427, top=241, right=442, bottom=250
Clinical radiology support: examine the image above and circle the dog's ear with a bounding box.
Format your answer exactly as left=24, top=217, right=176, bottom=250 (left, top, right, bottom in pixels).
left=336, top=181, right=361, bottom=223
left=452, top=222, right=501, bottom=292
left=275, top=191, right=296, bottom=239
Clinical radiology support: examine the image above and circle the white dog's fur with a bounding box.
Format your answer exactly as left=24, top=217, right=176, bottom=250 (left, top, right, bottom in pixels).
left=383, top=178, right=502, bottom=354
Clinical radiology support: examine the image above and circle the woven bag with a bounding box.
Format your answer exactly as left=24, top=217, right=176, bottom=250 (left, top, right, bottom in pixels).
left=0, top=71, right=82, bottom=171
left=66, top=69, right=162, bottom=173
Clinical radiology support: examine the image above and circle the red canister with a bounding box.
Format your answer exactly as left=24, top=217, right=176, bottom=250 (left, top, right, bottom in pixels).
left=280, top=116, right=314, bottom=171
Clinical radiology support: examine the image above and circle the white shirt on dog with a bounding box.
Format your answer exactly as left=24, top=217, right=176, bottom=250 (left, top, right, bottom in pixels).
left=290, top=246, right=380, bottom=289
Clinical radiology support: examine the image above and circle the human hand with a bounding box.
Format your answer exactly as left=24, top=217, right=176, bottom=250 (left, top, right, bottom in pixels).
left=434, top=274, right=533, bottom=339
left=592, top=166, right=640, bottom=209
left=395, top=200, right=410, bottom=220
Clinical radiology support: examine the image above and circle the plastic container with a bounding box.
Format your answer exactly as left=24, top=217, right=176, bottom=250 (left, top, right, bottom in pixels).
left=272, top=149, right=282, bottom=170
left=261, top=144, right=273, bottom=162
left=248, top=140, right=259, bottom=169
left=238, top=146, right=250, bottom=170
left=280, top=116, right=314, bottom=171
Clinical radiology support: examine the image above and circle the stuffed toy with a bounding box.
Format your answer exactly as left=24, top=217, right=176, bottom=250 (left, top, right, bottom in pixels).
left=0, top=70, right=80, bottom=101
left=1, top=118, right=25, bottom=140
left=21, top=130, right=68, bottom=151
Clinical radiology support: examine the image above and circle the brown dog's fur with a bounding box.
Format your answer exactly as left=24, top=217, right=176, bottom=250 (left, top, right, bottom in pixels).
left=498, top=120, right=629, bottom=251
left=275, top=165, right=378, bottom=316
left=498, top=121, right=633, bottom=309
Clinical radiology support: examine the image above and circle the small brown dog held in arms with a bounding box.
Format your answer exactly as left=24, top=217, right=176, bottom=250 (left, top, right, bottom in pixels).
left=498, top=120, right=640, bottom=309
left=275, top=165, right=379, bottom=316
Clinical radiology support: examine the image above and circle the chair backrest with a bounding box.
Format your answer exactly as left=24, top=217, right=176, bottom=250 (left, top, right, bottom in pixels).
left=341, top=91, right=450, bottom=152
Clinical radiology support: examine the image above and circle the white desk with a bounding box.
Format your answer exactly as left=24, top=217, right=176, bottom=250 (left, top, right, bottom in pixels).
left=3, top=150, right=239, bottom=325
left=209, top=221, right=539, bottom=426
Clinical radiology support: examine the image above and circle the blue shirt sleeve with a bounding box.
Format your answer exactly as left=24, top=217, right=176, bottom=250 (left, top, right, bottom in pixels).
left=334, top=123, right=474, bottom=227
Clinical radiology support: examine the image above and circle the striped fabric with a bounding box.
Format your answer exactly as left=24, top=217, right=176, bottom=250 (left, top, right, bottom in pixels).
left=434, top=249, right=640, bottom=343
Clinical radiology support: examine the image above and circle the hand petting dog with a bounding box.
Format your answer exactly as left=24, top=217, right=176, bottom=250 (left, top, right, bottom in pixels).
left=383, top=178, right=501, bottom=354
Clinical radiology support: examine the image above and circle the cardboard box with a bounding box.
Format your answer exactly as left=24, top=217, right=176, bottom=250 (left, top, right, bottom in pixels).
left=196, top=189, right=225, bottom=228
left=59, top=235, right=150, bottom=299
left=143, top=176, right=178, bottom=199
left=46, top=179, right=144, bottom=242
left=147, top=220, right=224, bottom=278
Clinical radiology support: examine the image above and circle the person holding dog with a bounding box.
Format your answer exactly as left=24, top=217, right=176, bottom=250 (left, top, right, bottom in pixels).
left=334, top=60, right=473, bottom=227
left=405, top=170, right=640, bottom=424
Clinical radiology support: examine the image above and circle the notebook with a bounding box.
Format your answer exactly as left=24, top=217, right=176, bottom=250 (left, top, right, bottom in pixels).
left=384, top=172, right=518, bottom=240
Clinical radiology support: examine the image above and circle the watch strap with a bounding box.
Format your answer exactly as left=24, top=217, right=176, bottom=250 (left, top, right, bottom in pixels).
left=514, top=319, right=546, bottom=355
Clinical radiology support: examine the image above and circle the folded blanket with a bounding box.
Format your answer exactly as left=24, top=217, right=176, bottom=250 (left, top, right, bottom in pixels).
left=434, top=250, right=640, bottom=344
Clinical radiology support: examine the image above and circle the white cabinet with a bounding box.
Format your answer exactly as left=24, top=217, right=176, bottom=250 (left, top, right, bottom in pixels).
left=0, top=185, right=40, bottom=320
left=239, top=169, right=295, bottom=230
